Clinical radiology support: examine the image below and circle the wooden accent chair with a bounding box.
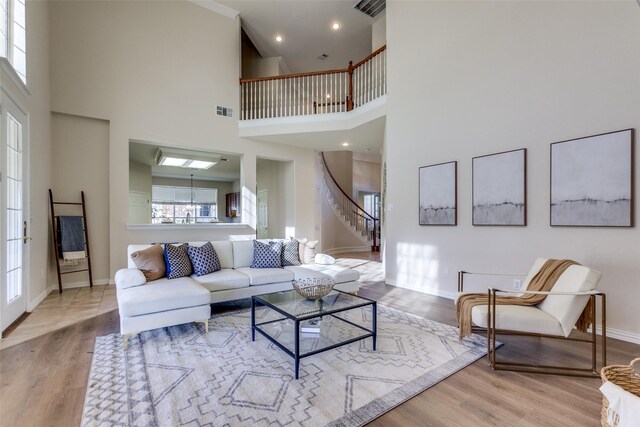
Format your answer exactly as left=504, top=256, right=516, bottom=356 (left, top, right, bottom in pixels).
left=457, top=258, right=607, bottom=377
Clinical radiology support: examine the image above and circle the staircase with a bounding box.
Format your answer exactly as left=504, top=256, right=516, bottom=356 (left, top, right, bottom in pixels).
left=319, top=152, right=380, bottom=252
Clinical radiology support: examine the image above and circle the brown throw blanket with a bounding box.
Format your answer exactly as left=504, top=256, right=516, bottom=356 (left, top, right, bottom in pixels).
left=456, top=259, right=593, bottom=339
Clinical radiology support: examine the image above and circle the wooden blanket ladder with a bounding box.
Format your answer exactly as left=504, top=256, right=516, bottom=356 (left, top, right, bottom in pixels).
left=49, top=189, right=94, bottom=293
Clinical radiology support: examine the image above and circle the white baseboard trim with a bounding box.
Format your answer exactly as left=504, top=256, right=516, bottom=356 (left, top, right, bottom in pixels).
left=27, top=288, right=51, bottom=312
left=597, top=326, right=640, bottom=345
left=385, top=278, right=457, bottom=300
left=323, top=246, right=370, bottom=255
left=385, top=279, right=640, bottom=344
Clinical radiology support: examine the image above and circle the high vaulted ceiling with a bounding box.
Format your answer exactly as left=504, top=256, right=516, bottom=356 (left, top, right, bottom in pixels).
left=217, top=0, right=377, bottom=73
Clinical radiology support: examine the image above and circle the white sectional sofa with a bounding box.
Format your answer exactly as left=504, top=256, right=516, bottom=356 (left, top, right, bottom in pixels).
left=114, top=239, right=361, bottom=346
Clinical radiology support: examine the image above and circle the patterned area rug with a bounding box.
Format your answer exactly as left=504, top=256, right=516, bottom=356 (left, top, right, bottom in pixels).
left=82, top=305, right=488, bottom=426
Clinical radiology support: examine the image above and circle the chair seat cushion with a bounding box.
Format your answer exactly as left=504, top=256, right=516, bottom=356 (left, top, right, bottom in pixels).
left=293, top=264, right=360, bottom=284
left=192, top=268, right=250, bottom=291
left=118, top=278, right=209, bottom=317
left=235, top=267, right=294, bottom=286
left=471, top=304, right=565, bottom=336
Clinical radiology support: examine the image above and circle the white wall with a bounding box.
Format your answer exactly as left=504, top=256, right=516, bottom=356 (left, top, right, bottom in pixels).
left=353, top=151, right=381, bottom=200
left=48, top=1, right=319, bottom=275
left=256, top=158, right=294, bottom=238
left=50, top=113, right=110, bottom=287
left=372, top=14, right=386, bottom=51
left=385, top=1, right=640, bottom=339
left=129, top=161, right=151, bottom=194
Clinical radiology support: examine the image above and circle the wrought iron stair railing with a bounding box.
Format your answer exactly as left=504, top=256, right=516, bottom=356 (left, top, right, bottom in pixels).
left=319, top=152, right=380, bottom=252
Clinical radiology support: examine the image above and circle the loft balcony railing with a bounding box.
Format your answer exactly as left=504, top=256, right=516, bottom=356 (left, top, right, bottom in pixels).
left=240, top=45, right=386, bottom=120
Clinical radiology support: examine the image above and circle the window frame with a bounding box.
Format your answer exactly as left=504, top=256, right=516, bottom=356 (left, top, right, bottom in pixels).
left=151, top=185, right=218, bottom=224
left=1, top=0, right=26, bottom=85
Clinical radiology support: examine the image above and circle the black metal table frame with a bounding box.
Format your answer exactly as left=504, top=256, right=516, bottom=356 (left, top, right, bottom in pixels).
left=251, top=290, right=377, bottom=379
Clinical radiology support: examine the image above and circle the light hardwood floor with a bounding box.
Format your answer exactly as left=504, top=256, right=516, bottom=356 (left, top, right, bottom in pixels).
left=1, top=284, right=117, bottom=349
left=1, top=252, right=638, bottom=426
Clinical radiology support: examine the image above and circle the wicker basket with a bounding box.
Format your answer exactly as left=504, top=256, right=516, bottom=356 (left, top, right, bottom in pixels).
left=600, top=357, right=640, bottom=427
left=292, top=278, right=335, bottom=300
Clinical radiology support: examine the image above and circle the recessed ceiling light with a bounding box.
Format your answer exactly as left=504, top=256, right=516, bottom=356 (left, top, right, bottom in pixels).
left=275, top=35, right=283, bottom=43
left=326, top=93, right=331, bottom=99
left=332, top=22, right=341, bottom=30
left=342, top=142, right=349, bottom=147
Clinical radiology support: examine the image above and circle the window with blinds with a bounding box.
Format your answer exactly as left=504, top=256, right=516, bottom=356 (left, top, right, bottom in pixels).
left=151, top=185, right=218, bottom=224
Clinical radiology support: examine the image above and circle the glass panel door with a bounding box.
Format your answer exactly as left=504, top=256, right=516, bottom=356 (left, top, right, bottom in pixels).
left=1, top=98, right=28, bottom=332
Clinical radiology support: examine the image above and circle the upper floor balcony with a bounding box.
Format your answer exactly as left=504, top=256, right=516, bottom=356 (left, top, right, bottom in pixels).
left=238, top=46, right=387, bottom=146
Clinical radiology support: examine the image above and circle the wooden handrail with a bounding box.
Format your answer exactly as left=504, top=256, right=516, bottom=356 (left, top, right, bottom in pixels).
left=240, top=68, right=348, bottom=84
left=239, top=44, right=386, bottom=83
left=320, top=153, right=377, bottom=222
left=353, top=45, right=387, bottom=69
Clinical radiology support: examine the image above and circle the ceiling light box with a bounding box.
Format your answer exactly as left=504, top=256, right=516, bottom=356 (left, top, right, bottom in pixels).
left=156, top=148, right=219, bottom=170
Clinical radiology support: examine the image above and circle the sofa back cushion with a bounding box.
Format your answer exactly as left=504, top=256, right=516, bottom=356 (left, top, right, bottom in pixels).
left=211, top=240, right=234, bottom=269
left=232, top=240, right=254, bottom=268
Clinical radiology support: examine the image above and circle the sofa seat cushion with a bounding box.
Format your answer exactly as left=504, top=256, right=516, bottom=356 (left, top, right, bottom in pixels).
left=471, top=304, right=564, bottom=336
left=294, top=264, right=359, bottom=284
left=235, top=267, right=294, bottom=286
left=118, top=278, right=209, bottom=317
left=192, top=268, right=251, bottom=292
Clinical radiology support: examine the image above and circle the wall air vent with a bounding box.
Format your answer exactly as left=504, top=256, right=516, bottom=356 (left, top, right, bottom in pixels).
left=216, top=106, right=233, bottom=117
left=353, top=0, right=385, bottom=18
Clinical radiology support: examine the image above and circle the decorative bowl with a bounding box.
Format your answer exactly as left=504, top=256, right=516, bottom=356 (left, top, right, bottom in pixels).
left=292, top=278, right=335, bottom=300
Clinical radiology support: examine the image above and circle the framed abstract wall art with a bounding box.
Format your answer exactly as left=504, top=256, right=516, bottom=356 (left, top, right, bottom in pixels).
left=472, top=149, right=527, bottom=226
left=419, top=161, right=457, bottom=226
left=550, top=129, right=634, bottom=227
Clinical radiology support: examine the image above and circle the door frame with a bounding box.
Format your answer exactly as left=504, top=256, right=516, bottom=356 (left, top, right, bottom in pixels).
left=1, top=86, right=31, bottom=334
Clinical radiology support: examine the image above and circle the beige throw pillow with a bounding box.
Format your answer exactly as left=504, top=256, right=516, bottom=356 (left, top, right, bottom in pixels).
left=131, top=244, right=166, bottom=281
left=292, top=237, right=319, bottom=264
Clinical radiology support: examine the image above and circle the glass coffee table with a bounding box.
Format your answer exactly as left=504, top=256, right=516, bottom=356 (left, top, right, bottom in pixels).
left=251, top=289, right=377, bottom=379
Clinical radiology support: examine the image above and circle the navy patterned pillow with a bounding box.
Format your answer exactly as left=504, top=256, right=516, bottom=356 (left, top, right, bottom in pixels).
left=281, top=240, right=301, bottom=266
left=251, top=240, right=283, bottom=268
left=164, top=243, right=193, bottom=279
left=187, top=242, right=221, bottom=276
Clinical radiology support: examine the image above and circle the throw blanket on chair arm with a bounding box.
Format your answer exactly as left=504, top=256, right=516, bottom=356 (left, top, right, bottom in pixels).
left=456, top=259, right=593, bottom=339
